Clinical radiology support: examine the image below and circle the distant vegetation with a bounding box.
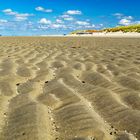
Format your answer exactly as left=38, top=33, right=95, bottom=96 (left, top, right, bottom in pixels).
left=70, top=24, right=140, bottom=34
left=102, top=24, right=140, bottom=33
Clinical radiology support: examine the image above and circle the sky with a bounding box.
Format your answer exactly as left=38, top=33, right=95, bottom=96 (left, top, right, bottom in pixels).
left=0, top=0, right=140, bottom=36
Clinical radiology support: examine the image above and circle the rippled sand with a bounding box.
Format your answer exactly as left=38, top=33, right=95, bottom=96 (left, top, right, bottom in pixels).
left=0, top=37, right=140, bottom=140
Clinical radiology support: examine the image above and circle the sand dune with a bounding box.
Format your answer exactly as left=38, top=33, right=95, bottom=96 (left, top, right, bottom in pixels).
left=0, top=37, right=140, bottom=140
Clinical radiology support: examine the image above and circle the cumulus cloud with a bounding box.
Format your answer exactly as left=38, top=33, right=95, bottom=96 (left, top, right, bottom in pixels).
left=99, top=23, right=104, bottom=27
left=135, top=21, right=140, bottom=24
left=66, top=10, right=82, bottom=15
left=39, top=23, right=67, bottom=30
left=113, top=13, right=140, bottom=26
left=119, top=18, right=132, bottom=26
left=2, top=9, right=34, bottom=21
left=64, top=17, right=74, bottom=21
left=85, top=24, right=95, bottom=28
left=1, top=8, right=97, bottom=34
left=119, top=18, right=140, bottom=26
left=113, top=13, right=124, bottom=19
left=39, top=18, right=51, bottom=24
left=113, top=13, right=133, bottom=20
left=56, top=19, right=64, bottom=24
left=59, top=14, right=74, bottom=21
left=60, top=14, right=71, bottom=18
left=15, top=13, right=34, bottom=21
left=118, top=16, right=139, bottom=26
left=0, top=19, right=8, bottom=23
left=76, top=21, right=90, bottom=26
left=35, top=7, right=53, bottom=13
left=125, top=16, right=133, bottom=20
left=118, top=15, right=135, bottom=26
left=50, top=24, right=66, bottom=29
left=2, top=9, right=16, bottom=15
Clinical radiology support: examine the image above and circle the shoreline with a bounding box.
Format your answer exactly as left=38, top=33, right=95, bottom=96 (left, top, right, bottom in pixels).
left=0, top=33, right=140, bottom=38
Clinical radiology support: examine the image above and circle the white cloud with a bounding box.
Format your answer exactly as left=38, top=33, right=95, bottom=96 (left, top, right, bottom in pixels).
left=35, top=7, right=44, bottom=11
left=51, top=24, right=66, bottom=29
left=94, top=23, right=104, bottom=29
left=119, top=18, right=140, bottom=26
left=66, top=10, right=82, bottom=15
left=118, top=15, right=134, bottom=26
left=114, top=13, right=140, bottom=26
left=124, top=16, right=133, bottom=20
left=15, top=13, right=33, bottom=21
left=60, top=14, right=71, bottom=18
left=39, top=18, right=51, bottom=24
left=76, top=21, right=90, bottom=26
left=38, top=26, right=49, bottom=29
left=85, top=24, right=95, bottom=28
left=59, top=14, right=74, bottom=21
left=113, top=13, right=133, bottom=20
left=2, top=9, right=16, bottom=15
left=113, top=13, right=124, bottom=19
left=56, top=19, right=63, bottom=23
left=15, top=16, right=27, bottom=21
left=64, top=17, right=74, bottom=21
left=0, top=19, right=8, bottom=23
left=135, top=21, right=140, bottom=24
left=35, top=6, right=53, bottom=13
left=99, top=24, right=103, bottom=27
left=119, top=18, right=132, bottom=26
left=39, top=23, right=67, bottom=30
left=2, top=9, right=12, bottom=13
left=38, top=19, right=97, bottom=31
left=2, top=9, right=34, bottom=21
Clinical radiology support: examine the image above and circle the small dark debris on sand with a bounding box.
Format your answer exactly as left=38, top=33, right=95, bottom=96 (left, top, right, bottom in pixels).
left=45, top=81, right=49, bottom=83
left=16, top=83, right=20, bottom=86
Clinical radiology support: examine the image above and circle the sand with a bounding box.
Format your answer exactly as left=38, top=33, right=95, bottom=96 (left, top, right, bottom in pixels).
left=0, top=36, right=140, bottom=140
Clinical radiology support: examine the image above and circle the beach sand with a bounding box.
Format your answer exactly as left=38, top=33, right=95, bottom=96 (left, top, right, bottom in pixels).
left=0, top=37, right=140, bottom=140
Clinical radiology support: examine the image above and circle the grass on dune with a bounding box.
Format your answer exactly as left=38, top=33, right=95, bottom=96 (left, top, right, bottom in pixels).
left=70, top=24, right=140, bottom=34
left=102, top=24, right=140, bottom=33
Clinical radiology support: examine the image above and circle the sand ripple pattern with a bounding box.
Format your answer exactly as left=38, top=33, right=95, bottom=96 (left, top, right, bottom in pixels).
left=0, top=37, right=140, bottom=140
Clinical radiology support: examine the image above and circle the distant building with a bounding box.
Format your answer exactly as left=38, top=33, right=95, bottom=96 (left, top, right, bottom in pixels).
left=76, top=32, right=93, bottom=35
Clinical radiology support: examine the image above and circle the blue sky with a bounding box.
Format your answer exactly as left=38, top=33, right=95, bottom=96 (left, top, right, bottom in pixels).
left=0, top=0, right=140, bottom=35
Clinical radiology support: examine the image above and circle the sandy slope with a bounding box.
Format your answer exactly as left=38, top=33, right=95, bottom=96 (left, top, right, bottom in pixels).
left=0, top=37, right=140, bottom=140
